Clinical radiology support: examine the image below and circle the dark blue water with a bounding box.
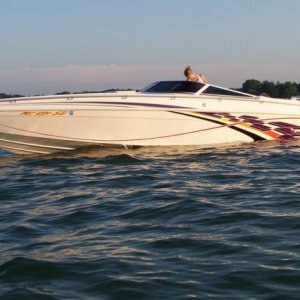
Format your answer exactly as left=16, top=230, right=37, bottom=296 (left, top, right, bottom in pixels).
left=1, top=141, right=300, bottom=299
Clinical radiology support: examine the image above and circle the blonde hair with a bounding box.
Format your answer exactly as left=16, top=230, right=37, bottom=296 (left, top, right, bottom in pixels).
left=184, top=65, right=193, bottom=77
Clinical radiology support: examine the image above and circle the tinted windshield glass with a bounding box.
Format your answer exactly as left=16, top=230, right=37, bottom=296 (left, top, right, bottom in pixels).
left=142, top=81, right=205, bottom=93
left=202, top=86, right=252, bottom=97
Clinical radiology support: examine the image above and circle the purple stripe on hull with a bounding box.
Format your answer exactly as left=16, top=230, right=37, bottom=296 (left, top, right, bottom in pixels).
left=269, top=121, right=300, bottom=129
left=250, top=124, right=271, bottom=131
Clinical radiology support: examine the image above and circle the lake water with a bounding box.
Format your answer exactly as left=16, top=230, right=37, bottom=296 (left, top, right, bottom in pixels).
left=0, top=141, right=300, bottom=299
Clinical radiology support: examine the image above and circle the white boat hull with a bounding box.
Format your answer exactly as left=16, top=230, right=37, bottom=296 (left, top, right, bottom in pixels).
left=1, top=81, right=300, bottom=154
left=1, top=108, right=300, bottom=154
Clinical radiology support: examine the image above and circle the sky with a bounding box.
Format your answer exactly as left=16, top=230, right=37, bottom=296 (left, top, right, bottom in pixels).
left=0, top=0, right=300, bottom=95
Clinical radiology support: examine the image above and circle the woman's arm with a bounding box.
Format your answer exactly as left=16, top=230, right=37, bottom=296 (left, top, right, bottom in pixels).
left=200, top=74, right=209, bottom=83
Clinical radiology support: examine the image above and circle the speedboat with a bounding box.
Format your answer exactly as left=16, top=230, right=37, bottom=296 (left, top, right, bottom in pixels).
left=0, top=80, right=300, bottom=154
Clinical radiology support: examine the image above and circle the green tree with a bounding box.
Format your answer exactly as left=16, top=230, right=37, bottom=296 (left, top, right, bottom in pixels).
left=261, top=80, right=275, bottom=96
left=242, top=79, right=262, bottom=95
left=241, top=79, right=300, bottom=98
left=280, top=82, right=298, bottom=98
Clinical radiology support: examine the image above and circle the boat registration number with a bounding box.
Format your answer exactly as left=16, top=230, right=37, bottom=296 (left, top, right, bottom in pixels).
left=20, top=111, right=69, bottom=116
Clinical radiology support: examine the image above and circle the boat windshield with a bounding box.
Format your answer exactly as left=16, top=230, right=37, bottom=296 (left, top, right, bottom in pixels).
left=142, top=81, right=205, bottom=93
left=201, top=86, right=253, bottom=97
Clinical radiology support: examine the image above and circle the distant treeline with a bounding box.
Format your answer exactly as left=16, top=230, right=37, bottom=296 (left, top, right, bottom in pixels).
left=0, top=88, right=134, bottom=98
left=1, top=80, right=300, bottom=99
left=239, top=79, right=300, bottom=98
left=0, top=93, right=23, bottom=99
left=55, top=88, right=135, bottom=95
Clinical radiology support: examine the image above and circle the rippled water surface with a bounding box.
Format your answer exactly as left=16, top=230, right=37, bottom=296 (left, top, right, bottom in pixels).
left=1, top=141, right=300, bottom=299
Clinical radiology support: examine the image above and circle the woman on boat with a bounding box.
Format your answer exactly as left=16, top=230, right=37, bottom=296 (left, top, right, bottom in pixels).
left=184, top=65, right=209, bottom=83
